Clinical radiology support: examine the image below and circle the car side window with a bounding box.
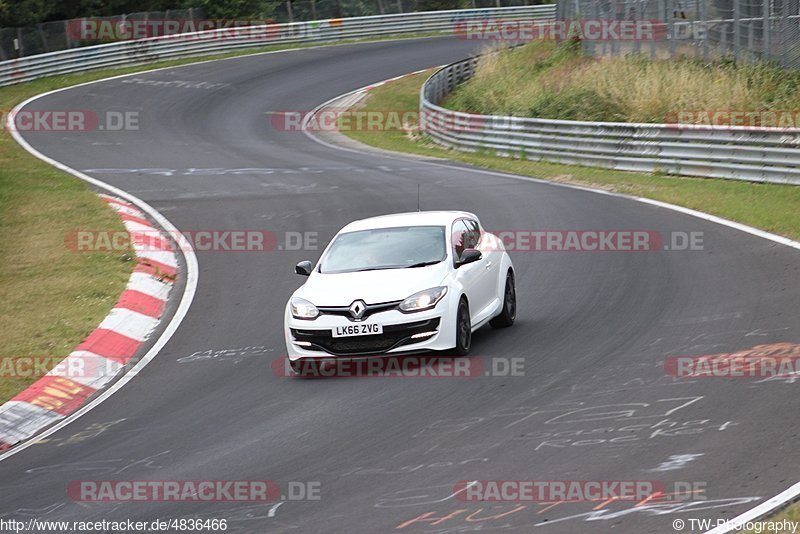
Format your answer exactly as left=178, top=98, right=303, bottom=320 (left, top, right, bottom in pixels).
left=452, top=220, right=470, bottom=261
left=463, top=219, right=481, bottom=249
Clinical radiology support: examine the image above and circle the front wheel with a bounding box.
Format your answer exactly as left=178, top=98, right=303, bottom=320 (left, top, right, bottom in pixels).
left=290, top=358, right=320, bottom=376
left=490, top=271, right=516, bottom=328
left=455, top=298, right=472, bottom=356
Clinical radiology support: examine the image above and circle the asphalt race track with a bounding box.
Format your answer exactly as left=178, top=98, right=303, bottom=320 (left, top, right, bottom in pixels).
left=2, top=37, right=800, bottom=533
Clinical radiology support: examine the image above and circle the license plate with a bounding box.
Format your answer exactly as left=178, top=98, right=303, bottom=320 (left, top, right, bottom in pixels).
left=332, top=323, right=383, bottom=338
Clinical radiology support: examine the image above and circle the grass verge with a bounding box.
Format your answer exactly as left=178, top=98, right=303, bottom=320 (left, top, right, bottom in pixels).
left=744, top=505, right=800, bottom=534
left=0, top=108, right=132, bottom=404
left=341, top=69, right=800, bottom=240
left=0, top=32, right=445, bottom=406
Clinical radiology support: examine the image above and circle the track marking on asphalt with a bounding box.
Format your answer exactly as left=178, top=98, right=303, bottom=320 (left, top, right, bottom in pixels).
left=176, top=346, right=275, bottom=364
left=648, top=453, right=705, bottom=472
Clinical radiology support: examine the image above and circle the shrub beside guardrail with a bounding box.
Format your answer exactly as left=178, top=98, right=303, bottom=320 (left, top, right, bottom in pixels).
left=0, top=5, right=556, bottom=87
left=420, top=55, right=800, bottom=185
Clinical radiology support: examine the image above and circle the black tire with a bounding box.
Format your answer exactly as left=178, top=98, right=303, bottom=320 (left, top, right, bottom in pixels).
left=289, top=359, right=305, bottom=375
left=490, top=271, right=516, bottom=328
left=455, top=298, right=472, bottom=356
left=290, top=358, right=320, bottom=376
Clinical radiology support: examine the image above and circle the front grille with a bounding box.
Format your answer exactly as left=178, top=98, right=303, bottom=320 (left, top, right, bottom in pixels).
left=317, top=300, right=401, bottom=321
left=291, top=318, right=440, bottom=356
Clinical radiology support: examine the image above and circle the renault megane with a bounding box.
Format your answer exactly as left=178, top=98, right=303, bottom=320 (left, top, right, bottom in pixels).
left=284, top=211, right=515, bottom=372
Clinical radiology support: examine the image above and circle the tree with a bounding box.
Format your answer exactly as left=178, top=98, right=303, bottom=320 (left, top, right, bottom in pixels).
left=0, top=0, right=53, bottom=27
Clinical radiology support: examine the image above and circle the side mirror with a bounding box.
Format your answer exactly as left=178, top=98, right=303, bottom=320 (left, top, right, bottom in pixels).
left=295, top=260, right=313, bottom=276
left=456, top=249, right=482, bottom=267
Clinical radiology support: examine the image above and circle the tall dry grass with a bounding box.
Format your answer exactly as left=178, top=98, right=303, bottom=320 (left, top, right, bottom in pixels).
left=445, top=41, right=800, bottom=124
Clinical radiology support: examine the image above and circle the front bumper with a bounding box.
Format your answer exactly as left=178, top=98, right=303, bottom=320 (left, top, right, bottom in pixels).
left=284, top=306, right=455, bottom=361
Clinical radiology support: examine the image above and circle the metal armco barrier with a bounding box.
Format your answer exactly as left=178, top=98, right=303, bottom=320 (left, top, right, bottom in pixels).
left=0, top=5, right=555, bottom=87
left=420, top=55, right=800, bottom=185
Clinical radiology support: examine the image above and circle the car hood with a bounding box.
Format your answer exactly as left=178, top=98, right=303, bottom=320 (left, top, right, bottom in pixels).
left=295, top=263, right=450, bottom=306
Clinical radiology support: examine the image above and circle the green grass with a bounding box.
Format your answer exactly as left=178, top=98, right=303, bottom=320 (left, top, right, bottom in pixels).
left=341, top=69, right=800, bottom=240
left=0, top=107, right=132, bottom=404
left=444, top=40, right=800, bottom=125
left=0, top=31, right=447, bottom=406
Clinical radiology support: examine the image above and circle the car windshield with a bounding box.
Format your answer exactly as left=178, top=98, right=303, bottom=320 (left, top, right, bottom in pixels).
left=320, top=225, right=447, bottom=274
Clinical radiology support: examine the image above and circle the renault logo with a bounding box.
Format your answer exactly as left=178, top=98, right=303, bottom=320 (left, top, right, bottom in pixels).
left=349, top=300, right=367, bottom=320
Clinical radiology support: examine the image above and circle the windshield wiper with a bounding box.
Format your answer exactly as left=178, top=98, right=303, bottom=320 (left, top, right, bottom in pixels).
left=405, top=260, right=442, bottom=268
left=352, top=266, right=402, bottom=272
left=334, top=261, right=442, bottom=273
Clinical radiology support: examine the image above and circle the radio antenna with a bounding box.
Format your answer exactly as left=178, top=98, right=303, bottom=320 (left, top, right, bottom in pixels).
left=416, top=184, right=421, bottom=212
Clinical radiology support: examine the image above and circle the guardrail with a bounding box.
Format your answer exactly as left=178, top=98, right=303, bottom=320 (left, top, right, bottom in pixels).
left=0, top=5, right=555, bottom=87
left=420, top=55, right=800, bottom=185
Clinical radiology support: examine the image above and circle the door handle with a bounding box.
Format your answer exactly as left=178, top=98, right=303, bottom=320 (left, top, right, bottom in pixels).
left=485, top=260, right=492, bottom=270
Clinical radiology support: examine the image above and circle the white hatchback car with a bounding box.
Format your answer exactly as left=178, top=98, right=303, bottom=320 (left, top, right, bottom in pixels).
left=284, top=211, right=515, bottom=371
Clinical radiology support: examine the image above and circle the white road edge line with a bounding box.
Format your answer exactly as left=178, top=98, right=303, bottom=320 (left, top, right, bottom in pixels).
left=0, top=33, right=447, bottom=463
left=301, top=73, right=800, bottom=533
left=0, top=87, right=200, bottom=463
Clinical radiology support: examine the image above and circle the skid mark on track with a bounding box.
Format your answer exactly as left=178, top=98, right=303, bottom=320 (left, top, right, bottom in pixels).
left=176, top=346, right=274, bottom=364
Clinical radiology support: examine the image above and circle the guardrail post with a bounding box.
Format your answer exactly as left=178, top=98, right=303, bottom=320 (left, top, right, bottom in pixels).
left=763, top=0, right=771, bottom=61
left=733, top=0, right=740, bottom=61
left=668, top=0, right=675, bottom=58
left=16, top=29, right=24, bottom=58
left=699, top=0, right=708, bottom=62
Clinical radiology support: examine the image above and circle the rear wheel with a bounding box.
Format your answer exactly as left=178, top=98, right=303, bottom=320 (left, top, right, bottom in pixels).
left=455, top=298, right=472, bottom=356
left=490, top=271, right=516, bottom=328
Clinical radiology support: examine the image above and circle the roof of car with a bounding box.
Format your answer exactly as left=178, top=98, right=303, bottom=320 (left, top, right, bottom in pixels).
left=341, top=211, right=478, bottom=233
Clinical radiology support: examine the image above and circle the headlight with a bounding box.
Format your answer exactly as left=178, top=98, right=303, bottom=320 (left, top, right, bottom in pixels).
left=399, top=286, right=447, bottom=313
left=290, top=297, right=319, bottom=320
